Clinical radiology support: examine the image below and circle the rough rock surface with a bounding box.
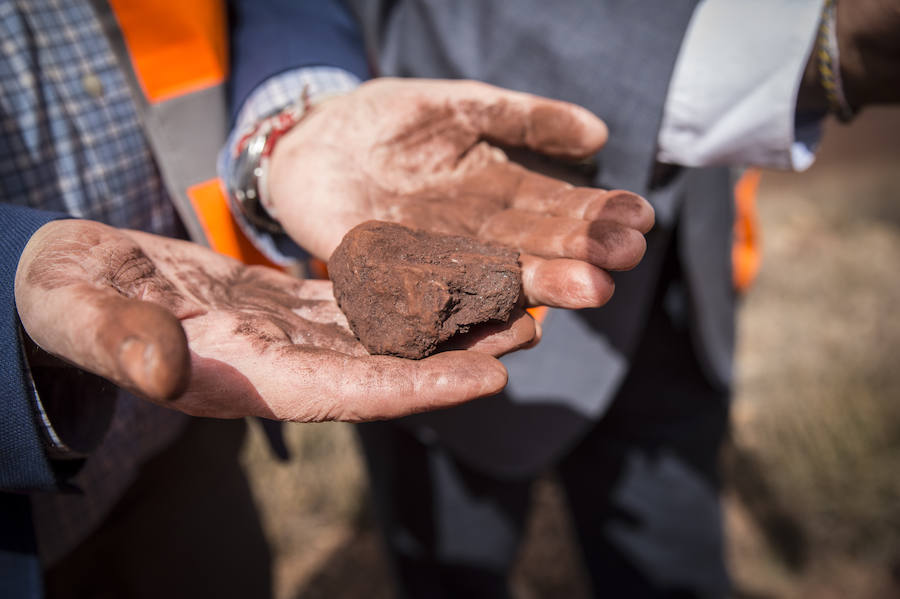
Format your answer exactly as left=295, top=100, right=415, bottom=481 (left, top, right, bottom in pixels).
left=329, top=220, right=522, bottom=359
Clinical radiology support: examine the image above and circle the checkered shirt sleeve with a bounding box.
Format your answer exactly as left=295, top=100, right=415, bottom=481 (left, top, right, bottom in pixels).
left=1, top=0, right=191, bottom=563
left=0, top=0, right=180, bottom=234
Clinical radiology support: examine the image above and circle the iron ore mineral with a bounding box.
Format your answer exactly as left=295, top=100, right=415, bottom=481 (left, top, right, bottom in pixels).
left=329, top=220, right=522, bottom=359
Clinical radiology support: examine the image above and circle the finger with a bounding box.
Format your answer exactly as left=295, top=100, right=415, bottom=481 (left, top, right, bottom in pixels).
left=466, top=162, right=654, bottom=232
left=524, top=316, right=543, bottom=350
left=345, top=351, right=509, bottom=420
left=507, top=172, right=654, bottom=233
left=439, top=308, right=537, bottom=356
left=391, top=195, right=497, bottom=237
left=519, top=255, right=616, bottom=308
left=295, top=279, right=337, bottom=301
left=479, top=211, right=647, bottom=270
left=450, top=80, right=608, bottom=158
left=19, top=283, right=190, bottom=401
left=260, top=349, right=509, bottom=421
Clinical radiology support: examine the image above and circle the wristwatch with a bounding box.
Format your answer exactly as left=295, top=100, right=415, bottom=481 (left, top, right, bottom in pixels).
left=226, top=93, right=313, bottom=234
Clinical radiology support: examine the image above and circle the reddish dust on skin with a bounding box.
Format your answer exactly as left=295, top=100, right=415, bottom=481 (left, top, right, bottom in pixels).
left=102, top=302, right=190, bottom=400
left=22, top=222, right=371, bottom=401
left=329, top=221, right=522, bottom=359
left=456, top=97, right=594, bottom=158
left=598, top=191, right=652, bottom=221
left=586, top=220, right=645, bottom=270
left=21, top=225, right=189, bottom=400
left=523, top=104, right=592, bottom=157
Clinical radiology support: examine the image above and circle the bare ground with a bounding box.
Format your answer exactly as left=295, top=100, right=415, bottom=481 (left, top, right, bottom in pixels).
left=240, top=107, right=900, bottom=599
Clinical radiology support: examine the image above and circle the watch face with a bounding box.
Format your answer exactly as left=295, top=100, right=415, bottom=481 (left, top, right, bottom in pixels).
left=228, top=138, right=283, bottom=233
left=228, top=100, right=314, bottom=235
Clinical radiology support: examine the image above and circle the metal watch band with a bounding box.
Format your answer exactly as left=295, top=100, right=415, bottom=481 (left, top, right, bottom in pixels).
left=226, top=90, right=314, bottom=234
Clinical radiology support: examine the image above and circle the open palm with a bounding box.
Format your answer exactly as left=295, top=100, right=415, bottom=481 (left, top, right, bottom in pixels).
left=269, top=78, right=655, bottom=309
left=15, top=220, right=535, bottom=421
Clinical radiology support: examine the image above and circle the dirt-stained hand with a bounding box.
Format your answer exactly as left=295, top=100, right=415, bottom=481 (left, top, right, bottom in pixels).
left=268, top=78, right=654, bottom=309
left=14, top=220, right=535, bottom=421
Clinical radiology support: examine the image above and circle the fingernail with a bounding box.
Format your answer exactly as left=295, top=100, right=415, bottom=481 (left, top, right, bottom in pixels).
left=480, top=359, right=508, bottom=395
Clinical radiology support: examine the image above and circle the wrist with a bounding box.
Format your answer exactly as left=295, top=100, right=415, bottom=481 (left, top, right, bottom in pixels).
left=221, top=67, right=362, bottom=257
left=836, top=0, right=900, bottom=110
left=226, top=92, right=316, bottom=234
left=265, top=111, right=330, bottom=259
left=798, top=0, right=856, bottom=121
left=227, top=89, right=351, bottom=235
left=799, top=0, right=900, bottom=117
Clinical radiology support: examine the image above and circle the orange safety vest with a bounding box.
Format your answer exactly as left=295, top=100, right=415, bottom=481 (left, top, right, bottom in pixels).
left=104, top=0, right=278, bottom=268
left=732, top=168, right=762, bottom=293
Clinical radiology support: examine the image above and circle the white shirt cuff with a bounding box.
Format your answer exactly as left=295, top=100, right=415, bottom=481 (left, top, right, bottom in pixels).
left=657, top=0, right=825, bottom=171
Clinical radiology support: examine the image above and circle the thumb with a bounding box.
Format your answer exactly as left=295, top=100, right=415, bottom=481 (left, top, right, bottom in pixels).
left=15, top=220, right=191, bottom=401
left=20, top=284, right=190, bottom=401
left=95, top=293, right=191, bottom=401
left=15, top=219, right=191, bottom=402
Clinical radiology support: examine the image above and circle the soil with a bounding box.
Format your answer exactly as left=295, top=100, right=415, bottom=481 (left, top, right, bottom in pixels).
left=328, top=220, right=521, bottom=358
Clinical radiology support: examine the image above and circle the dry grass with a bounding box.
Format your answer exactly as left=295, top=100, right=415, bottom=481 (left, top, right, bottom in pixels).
left=240, top=108, right=900, bottom=599
left=238, top=421, right=380, bottom=598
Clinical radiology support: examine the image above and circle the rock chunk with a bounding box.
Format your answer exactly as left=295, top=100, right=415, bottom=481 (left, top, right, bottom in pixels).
left=329, top=221, right=521, bottom=359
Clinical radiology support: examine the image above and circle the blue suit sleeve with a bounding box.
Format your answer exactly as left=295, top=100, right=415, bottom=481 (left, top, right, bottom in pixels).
left=0, top=204, right=67, bottom=492
left=227, top=0, right=371, bottom=123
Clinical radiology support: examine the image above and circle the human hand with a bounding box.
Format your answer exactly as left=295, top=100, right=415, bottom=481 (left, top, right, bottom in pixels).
left=837, top=0, right=900, bottom=109
left=14, top=220, right=535, bottom=421
left=798, top=0, right=900, bottom=114
left=267, top=78, right=654, bottom=309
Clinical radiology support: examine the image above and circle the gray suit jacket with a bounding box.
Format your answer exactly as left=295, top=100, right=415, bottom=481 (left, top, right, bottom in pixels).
left=347, top=0, right=736, bottom=477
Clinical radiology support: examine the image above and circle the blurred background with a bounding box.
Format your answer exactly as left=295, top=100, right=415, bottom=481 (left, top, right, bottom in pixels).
left=240, top=107, right=900, bottom=599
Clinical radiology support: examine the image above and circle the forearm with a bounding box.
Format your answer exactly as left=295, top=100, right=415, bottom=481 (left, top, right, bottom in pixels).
left=797, top=0, right=900, bottom=116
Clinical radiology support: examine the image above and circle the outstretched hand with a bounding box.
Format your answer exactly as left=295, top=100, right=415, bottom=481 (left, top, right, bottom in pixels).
left=268, top=78, right=654, bottom=309
left=14, top=220, right=535, bottom=421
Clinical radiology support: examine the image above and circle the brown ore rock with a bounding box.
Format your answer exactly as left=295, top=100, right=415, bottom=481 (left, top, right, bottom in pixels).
left=329, top=220, right=522, bottom=359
